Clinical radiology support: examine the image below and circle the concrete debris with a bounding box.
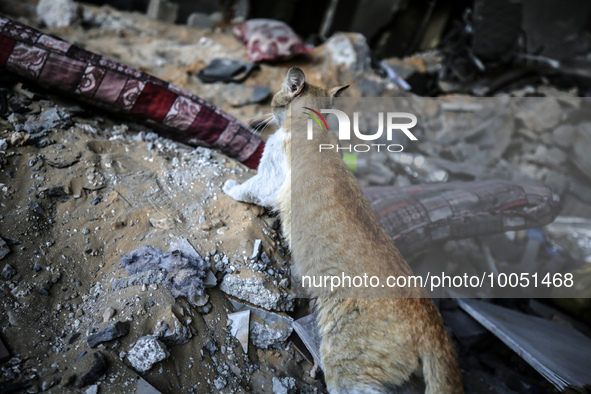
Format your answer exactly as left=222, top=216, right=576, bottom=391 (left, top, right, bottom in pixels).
left=272, top=376, right=297, bottom=394
left=36, top=0, right=81, bottom=28
left=102, top=308, right=115, bottom=323
left=87, top=321, right=131, bottom=348
left=127, top=336, right=169, bottom=373
left=230, top=300, right=293, bottom=349
left=228, top=310, right=250, bottom=353
left=1, top=263, right=15, bottom=279
left=112, top=269, right=167, bottom=292
left=153, top=309, right=192, bottom=346
left=0, top=239, right=9, bottom=261
left=324, top=33, right=372, bottom=74
left=11, top=108, right=72, bottom=138
left=220, top=274, right=294, bottom=312
left=79, top=352, right=108, bottom=387
left=250, top=321, right=292, bottom=350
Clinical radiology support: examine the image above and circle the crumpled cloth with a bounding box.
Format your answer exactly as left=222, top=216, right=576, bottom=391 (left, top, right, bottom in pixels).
left=232, top=19, right=312, bottom=62
left=120, top=245, right=208, bottom=300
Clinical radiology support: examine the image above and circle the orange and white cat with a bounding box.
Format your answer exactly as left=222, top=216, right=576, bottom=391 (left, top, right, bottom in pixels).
left=224, top=67, right=463, bottom=394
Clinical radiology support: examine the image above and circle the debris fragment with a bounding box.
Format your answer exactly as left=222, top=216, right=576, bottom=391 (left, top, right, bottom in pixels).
left=272, top=376, right=297, bottom=394
left=1, top=263, right=15, bottom=278
left=228, top=310, right=250, bottom=353
left=78, top=352, right=108, bottom=388
left=0, top=239, right=10, bottom=260
left=36, top=0, right=81, bottom=28
left=127, top=336, right=169, bottom=373
left=251, top=239, right=262, bottom=261
left=220, top=274, right=294, bottom=312
left=87, top=321, right=131, bottom=348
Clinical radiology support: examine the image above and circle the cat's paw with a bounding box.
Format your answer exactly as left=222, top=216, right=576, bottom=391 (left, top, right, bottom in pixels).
left=222, top=179, right=241, bottom=197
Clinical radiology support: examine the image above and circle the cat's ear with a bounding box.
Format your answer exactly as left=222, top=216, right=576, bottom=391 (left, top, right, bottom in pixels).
left=328, top=85, right=349, bottom=106
left=284, top=67, right=305, bottom=96
left=328, top=85, right=350, bottom=98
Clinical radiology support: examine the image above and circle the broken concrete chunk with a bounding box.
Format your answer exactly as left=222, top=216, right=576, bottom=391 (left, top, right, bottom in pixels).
left=127, top=336, right=169, bottom=373
left=79, top=352, right=107, bottom=387
left=220, top=274, right=294, bottom=312
left=153, top=309, right=192, bottom=346
left=12, top=107, right=72, bottom=136
left=36, top=0, right=81, bottom=28
left=102, top=308, right=115, bottom=323
left=87, top=321, right=130, bottom=348
left=228, top=310, right=250, bottom=353
left=203, top=270, right=217, bottom=288
left=0, top=239, right=11, bottom=261
left=250, top=321, right=292, bottom=350
left=229, top=300, right=293, bottom=349
left=112, top=269, right=166, bottom=292
left=272, top=376, right=297, bottom=394
left=324, top=33, right=372, bottom=74
left=1, top=263, right=16, bottom=279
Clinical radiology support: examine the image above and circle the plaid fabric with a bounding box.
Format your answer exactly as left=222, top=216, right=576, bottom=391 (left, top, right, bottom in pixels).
left=0, top=16, right=264, bottom=169
left=365, top=180, right=561, bottom=256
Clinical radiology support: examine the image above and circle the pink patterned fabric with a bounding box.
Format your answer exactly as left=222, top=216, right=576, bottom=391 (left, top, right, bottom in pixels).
left=0, top=16, right=264, bottom=169
left=232, top=19, right=312, bottom=62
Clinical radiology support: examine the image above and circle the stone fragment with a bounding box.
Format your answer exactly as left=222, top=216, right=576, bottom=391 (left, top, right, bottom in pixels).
left=127, top=336, right=169, bottom=373
left=79, top=352, right=107, bottom=387
left=220, top=273, right=294, bottom=312
left=272, top=376, right=296, bottom=394
left=0, top=239, right=9, bottom=261
left=1, top=263, right=15, bottom=279
left=87, top=321, right=130, bottom=348
left=36, top=0, right=80, bottom=28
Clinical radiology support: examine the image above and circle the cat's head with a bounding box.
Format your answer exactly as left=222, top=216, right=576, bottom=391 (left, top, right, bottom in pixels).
left=271, top=67, right=349, bottom=127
